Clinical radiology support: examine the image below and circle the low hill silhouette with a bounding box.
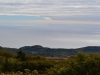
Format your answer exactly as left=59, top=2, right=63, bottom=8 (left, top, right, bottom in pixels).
left=0, top=45, right=100, bottom=57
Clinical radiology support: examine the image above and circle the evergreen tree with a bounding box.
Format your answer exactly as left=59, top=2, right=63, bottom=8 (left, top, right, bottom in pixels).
left=16, top=50, right=26, bottom=61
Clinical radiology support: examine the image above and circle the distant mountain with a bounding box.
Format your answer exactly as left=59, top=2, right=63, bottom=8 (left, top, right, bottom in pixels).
left=0, top=45, right=100, bottom=57
left=20, top=45, right=77, bottom=57
left=20, top=45, right=100, bottom=57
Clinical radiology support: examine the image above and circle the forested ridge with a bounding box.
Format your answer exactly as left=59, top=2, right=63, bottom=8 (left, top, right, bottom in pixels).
left=1, top=45, right=100, bottom=57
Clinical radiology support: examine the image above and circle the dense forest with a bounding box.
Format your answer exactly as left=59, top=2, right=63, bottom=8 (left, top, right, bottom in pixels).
left=0, top=48, right=100, bottom=75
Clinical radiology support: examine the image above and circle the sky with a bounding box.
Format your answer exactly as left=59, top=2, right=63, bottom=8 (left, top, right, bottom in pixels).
left=0, top=0, right=100, bottom=48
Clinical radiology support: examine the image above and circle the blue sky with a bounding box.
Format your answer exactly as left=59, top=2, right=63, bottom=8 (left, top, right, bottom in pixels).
left=0, top=15, right=45, bottom=20
left=0, top=0, right=100, bottom=48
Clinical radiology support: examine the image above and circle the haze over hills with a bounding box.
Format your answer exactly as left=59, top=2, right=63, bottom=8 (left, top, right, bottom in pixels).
left=0, top=45, right=100, bottom=57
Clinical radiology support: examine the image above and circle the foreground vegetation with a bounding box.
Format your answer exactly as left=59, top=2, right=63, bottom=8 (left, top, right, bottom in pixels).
left=0, top=49, right=100, bottom=75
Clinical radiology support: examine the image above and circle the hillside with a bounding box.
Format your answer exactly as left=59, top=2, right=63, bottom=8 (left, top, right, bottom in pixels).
left=0, top=45, right=100, bottom=57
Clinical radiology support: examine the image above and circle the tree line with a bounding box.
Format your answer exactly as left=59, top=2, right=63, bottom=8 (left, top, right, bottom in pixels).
left=0, top=49, right=100, bottom=75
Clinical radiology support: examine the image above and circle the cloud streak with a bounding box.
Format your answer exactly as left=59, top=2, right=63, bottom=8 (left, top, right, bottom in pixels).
left=0, top=20, right=100, bottom=27
left=0, top=0, right=100, bottom=21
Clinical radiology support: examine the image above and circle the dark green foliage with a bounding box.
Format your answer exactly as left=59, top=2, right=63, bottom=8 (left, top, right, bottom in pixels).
left=2, top=58, right=12, bottom=72
left=0, top=49, right=55, bottom=74
left=1, top=49, right=100, bottom=75
left=47, top=52, right=100, bottom=75
left=16, top=50, right=26, bottom=61
left=0, top=50, right=14, bottom=58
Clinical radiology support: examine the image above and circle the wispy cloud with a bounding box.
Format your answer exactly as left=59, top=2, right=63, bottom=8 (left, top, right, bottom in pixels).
left=0, top=20, right=100, bottom=26
left=0, top=0, right=100, bottom=21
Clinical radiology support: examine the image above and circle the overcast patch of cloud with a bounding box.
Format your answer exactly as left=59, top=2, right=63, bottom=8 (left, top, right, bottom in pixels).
left=0, top=0, right=100, bottom=21
left=1, top=0, right=100, bottom=48
left=0, top=25, right=100, bottom=48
